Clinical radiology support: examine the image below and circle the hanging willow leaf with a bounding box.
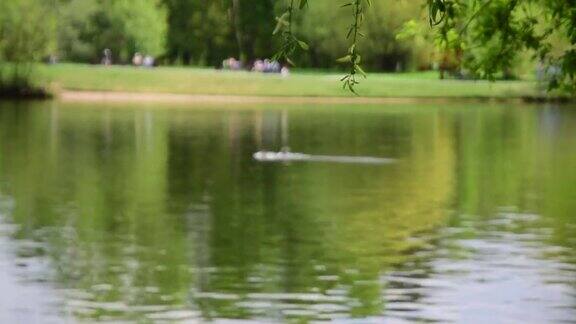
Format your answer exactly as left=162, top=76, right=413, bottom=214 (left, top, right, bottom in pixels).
left=338, top=0, right=371, bottom=94
left=273, top=0, right=310, bottom=65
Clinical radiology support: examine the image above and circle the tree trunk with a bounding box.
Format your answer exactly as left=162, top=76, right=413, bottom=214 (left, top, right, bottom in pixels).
left=230, top=0, right=246, bottom=63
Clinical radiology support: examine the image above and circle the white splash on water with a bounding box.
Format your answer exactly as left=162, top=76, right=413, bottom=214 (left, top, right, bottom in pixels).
left=253, top=151, right=396, bottom=165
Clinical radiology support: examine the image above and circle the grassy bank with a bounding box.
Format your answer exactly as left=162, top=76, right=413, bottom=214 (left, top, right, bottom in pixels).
left=39, top=63, right=549, bottom=99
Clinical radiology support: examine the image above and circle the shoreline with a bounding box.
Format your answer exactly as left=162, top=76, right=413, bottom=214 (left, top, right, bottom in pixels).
left=56, top=90, right=572, bottom=105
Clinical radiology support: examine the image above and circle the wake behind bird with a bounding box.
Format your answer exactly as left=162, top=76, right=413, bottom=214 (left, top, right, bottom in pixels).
left=253, top=151, right=396, bottom=165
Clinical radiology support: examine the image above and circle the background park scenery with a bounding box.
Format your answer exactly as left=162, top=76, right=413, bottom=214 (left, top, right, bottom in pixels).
left=0, top=0, right=575, bottom=98
left=0, top=1, right=576, bottom=323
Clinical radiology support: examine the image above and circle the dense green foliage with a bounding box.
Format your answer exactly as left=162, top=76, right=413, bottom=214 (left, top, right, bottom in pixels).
left=1, top=0, right=575, bottom=95
left=163, top=0, right=233, bottom=65
left=163, top=0, right=276, bottom=65
left=51, top=0, right=435, bottom=71
left=57, top=0, right=167, bottom=63
left=426, top=0, right=576, bottom=91
left=0, top=0, right=55, bottom=95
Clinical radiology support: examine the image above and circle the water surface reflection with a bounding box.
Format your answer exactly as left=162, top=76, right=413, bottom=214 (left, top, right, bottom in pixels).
left=0, top=102, right=574, bottom=322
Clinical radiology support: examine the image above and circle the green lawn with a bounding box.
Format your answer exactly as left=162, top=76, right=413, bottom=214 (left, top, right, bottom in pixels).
left=40, top=63, right=544, bottom=99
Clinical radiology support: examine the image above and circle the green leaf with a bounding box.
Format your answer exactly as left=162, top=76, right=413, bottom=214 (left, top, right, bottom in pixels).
left=355, top=64, right=367, bottom=78
left=297, top=40, right=309, bottom=50
left=336, top=55, right=352, bottom=63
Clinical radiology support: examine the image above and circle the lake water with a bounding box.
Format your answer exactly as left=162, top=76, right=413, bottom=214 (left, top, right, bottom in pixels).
left=0, top=101, right=574, bottom=323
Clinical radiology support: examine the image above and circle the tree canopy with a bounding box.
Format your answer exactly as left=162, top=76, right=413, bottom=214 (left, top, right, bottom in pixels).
left=0, top=0, right=55, bottom=92
left=0, top=0, right=575, bottom=94
left=57, top=0, right=167, bottom=63
left=427, top=0, right=576, bottom=92
left=272, top=0, right=575, bottom=92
